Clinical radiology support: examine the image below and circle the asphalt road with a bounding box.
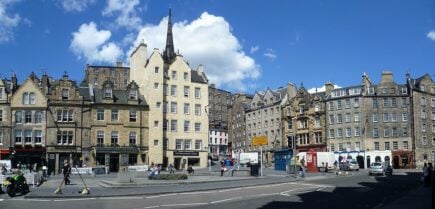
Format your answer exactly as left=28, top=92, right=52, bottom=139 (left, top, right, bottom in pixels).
left=0, top=170, right=424, bottom=209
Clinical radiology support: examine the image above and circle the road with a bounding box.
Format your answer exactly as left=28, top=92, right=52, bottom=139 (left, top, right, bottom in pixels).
left=0, top=170, right=424, bottom=209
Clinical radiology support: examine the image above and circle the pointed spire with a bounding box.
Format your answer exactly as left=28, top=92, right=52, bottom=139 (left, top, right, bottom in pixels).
left=163, top=7, right=176, bottom=64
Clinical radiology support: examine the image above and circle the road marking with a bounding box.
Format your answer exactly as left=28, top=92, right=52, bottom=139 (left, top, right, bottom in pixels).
left=100, top=196, right=143, bottom=200
left=211, top=197, right=243, bottom=204
left=181, top=191, right=217, bottom=195
left=219, top=188, right=241, bottom=192
left=54, top=198, right=95, bottom=202
left=160, top=203, right=208, bottom=207
left=245, top=193, right=280, bottom=198
left=24, top=199, right=51, bottom=202
left=146, top=193, right=178, bottom=199
left=0, top=199, right=3, bottom=201
left=143, top=206, right=160, bottom=209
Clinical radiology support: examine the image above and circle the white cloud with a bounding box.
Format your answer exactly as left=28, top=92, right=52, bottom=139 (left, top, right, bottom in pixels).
left=55, top=0, right=96, bottom=12
left=70, top=22, right=122, bottom=64
left=0, top=0, right=22, bottom=43
left=307, top=84, right=342, bottom=94
left=129, top=12, right=260, bottom=91
left=250, top=45, right=259, bottom=54
left=427, top=30, right=435, bottom=41
left=102, top=0, right=142, bottom=30
left=263, top=48, right=277, bottom=60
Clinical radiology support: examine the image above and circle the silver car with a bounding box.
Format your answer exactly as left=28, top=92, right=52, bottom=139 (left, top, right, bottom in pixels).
left=348, top=160, right=359, bottom=171
left=369, top=162, right=385, bottom=176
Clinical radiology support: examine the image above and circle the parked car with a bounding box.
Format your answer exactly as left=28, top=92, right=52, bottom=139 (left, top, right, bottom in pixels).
left=339, top=162, right=350, bottom=171
left=384, top=163, right=393, bottom=175
left=348, top=160, right=359, bottom=171
left=369, top=162, right=386, bottom=176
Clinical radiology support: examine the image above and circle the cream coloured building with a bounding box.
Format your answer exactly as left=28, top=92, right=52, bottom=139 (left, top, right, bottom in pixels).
left=130, top=9, right=209, bottom=169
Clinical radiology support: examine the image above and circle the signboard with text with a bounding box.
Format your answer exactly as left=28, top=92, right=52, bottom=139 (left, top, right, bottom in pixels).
left=252, top=136, right=268, bottom=146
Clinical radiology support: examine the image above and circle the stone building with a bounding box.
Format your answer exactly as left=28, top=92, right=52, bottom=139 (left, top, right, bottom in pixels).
left=407, top=73, right=435, bottom=168
left=0, top=76, right=15, bottom=159
left=245, top=83, right=296, bottom=163
left=129, top=9, right=209, bottom=169
left=45, top=74, right=92, bottom=174
left=360, top=72, right=412, bottom=168
left=208, top=84, right=232, bottom=158
left=9, top=73, right=48, bottom=169
left=84, top=61, right=129, bottom=90
left=228, top=93, right=253, bottom=158
left=282, top=84, right=327, bottom=154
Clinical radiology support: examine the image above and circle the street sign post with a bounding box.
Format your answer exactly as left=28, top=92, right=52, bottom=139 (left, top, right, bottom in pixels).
left=252, top=136, right=268, bottom=176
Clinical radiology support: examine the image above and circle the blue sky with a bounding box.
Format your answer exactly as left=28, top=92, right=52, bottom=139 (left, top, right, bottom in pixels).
left=0, top=0, right=434, bottom=93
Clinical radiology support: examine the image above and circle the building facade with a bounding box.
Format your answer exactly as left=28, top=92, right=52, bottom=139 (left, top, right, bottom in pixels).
left=84, top=62, right=130, bottom=90
left=0, top=77, right=14, bottom=160
left=408, top=73, right=435, bottom=169
left=130, top=9, right=209, bottom=169
left=228, top=93, right=253, bottom=158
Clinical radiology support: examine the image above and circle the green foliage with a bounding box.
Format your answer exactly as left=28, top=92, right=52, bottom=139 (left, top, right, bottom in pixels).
left=150, top=174, right=188, bottom=180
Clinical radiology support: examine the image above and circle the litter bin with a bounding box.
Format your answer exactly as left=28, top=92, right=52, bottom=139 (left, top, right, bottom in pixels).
left=250, top=164, right=259, bottom=177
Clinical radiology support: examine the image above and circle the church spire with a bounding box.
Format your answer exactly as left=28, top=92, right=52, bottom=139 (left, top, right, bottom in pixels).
left=163, top=8, right=176, bottom=64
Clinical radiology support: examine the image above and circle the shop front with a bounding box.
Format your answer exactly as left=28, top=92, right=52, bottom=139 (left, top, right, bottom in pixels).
left=95, top=145, right=139, bottom=172
left=392, top=150, right=413, bottom=169
left=172, top=151, right=203, bottom=170
left=11, top=147, right=45, bottom=170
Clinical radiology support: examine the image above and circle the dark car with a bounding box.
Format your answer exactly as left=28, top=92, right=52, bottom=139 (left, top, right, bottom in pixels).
left=339, top=162, right=350, bottom=171
left=384, top=163, right=393, bottom=175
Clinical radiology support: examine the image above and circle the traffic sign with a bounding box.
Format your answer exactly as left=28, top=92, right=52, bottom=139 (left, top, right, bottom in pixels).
left=252, top=136, right=268, bottom=146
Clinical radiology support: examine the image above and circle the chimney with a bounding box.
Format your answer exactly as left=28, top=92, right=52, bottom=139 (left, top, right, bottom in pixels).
left=287, top=82, right=297, bottom=99
left=11, top=72, right=17, bottom=92
left=116, top=60, right=122, bottom=67
left=197, top=64, right=204, bottom=74
left=380, top=71, right=394, bottom=84
left=325, top=81, right=334, bottom=94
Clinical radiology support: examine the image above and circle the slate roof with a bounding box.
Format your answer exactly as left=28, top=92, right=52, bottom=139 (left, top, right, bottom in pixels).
left=191, top=70, right=208, bottom=84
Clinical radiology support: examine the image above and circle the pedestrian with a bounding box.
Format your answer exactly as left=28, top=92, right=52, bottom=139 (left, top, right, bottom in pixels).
left=62, top=160, right=71, bottom=185
left=322, top=162, right=325, bottom=175
left=334, top=160, right=338, bottom=170
left=168, top=164, right=175, bottom=174
left=187, top=165, right=194, bottom=175
left=300, top=157, right=306, bottom=178
left=221, top=164, right=226, bottom=176
left=325, top=162, right=329, bottom=173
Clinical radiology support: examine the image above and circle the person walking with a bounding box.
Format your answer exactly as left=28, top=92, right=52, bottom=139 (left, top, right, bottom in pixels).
left=220, top=163, right=226, bottom=176
left=62, top=160, right=71, bottom=185
left=300, top=157, right=306, bottom=178
left=168, top=164, right=175, bottom=174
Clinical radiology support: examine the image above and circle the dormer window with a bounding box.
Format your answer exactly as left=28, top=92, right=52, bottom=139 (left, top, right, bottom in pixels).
left=367, top=87, right=375, bottom=95
left=104, top=88, right=112, bottom=98
left=23, top=93, right=29, bottom=104
left=62, top=89, right=69, bottom=100
left=129, top=89, right=137, bottom=100
left=0, top=87, right=4, bottom=100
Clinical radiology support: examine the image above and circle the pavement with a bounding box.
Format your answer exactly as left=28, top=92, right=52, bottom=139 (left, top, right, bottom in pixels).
left=3, top=167, right=431, bottom=209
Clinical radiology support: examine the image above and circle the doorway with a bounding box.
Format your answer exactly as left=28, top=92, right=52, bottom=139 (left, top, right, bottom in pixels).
left=393, top=156, right=400, bottom=169
left=366, top=155, right=371, bottom=168
left=109, top=154, right=119, bottom=172
left=174, top=158, right=181, bottom=170
left=357, top=156, right=364, bottom=168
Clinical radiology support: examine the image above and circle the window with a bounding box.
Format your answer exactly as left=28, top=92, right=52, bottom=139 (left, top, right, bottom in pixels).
left=25, top=111, right=32, bottom=123
left=15, top=111, right=22, bottom=123
left=422, top=123, right=426, bottom=132
left=328, top=115, right=334, bottom=124
left=0, top=87, right=3, bottom=100
left=354, top=112, right=360, bottom=122
left=34, top=130, right=42, bottom=144
left=421, top=110, right=426, bottom=119
left=104, top=88, right=112, bottom=98
left=372, top=113, right=378, bottom=122
left=195, top=122, right=201, bottom=132
left=171, top=102, right=177, bottom=113
left=184, top=139, right=192, bottom=150
left=337, top=128, right=343, bottom=138
left=432, top=112, right=435, bottom=121
left=328, top=129, right=335, bottom=138
left=374, top=142, right=380, bottom=151
left=156, top=102, right=161, bottom=108
left=345, top=99, right=350, bottom=109
left=330, top=144, right=335, bottom=152
left=403, top=127, right=408, bottom=137
left=154, top=140, right=159, bottom=146
left=97, top=108, right=104, bottom=121
left=23, top=92, right=29, bottom=104
left=154, top=120, right=159, bottom=128
left=184, top=103, right=190, bottom=114
left=383, top=98, right=389, bottom=107
left=170, top=85, right=177, bottom=96
left=61, top=89, right=69, bottom=100
left=184, top=86, right=190, bottom=97
left=401, top=98, right=408, bottom=107
left=402, top=112, right=408, bottom=121
left=336, top=100, right=342, bottom=110
left=393, top=141, right=398, bottom=151
left=195, top=104, right=201, bottom=116
left=355, top=127, right=360, bottom=137
left=129, top=110, right=137, bottom=122
left=345, top=128, right=351, bottom=138
left=163, top=102, right=168, bottom=113
left=163, top=84, right=168, bottom=96
left=422, top=136, right=428, bottom=146
left=372, top=98, right=378, bottom=108
left=384, top=128, right=389, bottom=137
left=111, top=131, right=118, bottom=145
left=337, top=114, right=342, bottom=124
left=57, top=131, right=73, bottom=145
left=97, top=131, right=104, bottom=145
left=111, top=109, right=118, bottom=121
left=30, top=93, right=35, bottom=104
left=315, top=117, right=321, bottom=127
left=35, top=111, right=42, bottom=123
left=339, top=143, right=344, bottom=151
left=176, top=139, right=183, bottom=150
left=385, top=142, right=390, bottom=150
left=0, top=110, right=2, bottom=122
left=403, top=141, right=409, bottom=150
left=171, top=120, right=177, bottom=132
left=383, top=112, right=389, bottom=122
left=391, top=112, right=397, bottom=122
left=58, top=109, right=73, bottom=122
left=163, top=138, right=168, bottom=150
left=392, top=127, right=398, bottom=137
left=129, top=132, right=136, bottom=145
left=129, top=89, right=137, bottom=100
left=184, top=72, right=188, bottom=81
left=195, top=87, right=201, bottom=99
left=184, top=120, right=190, bottom=132
left=373, top=128, right=379, bottom=137
left=328, top=101, right=333, bottom=110
left=154, top=82, right=159, bottom=89
left=345, top=113, right=351, bottom=123
left=195, top=140, right=202, bottom=150
left=24, top=130, right=32, bottom=143
left=355, top=142, right=361, bottom=151
left=15, top=130, right=22, bottom=143
left=354, top=98, right=360, bottom=107
left=391, top=98, right=397, bottom=108
left=163, top=119, right=168, bottom=131
left=171, top=71, right=177, bottom=80
left=432, top=98, right=435, bottom=108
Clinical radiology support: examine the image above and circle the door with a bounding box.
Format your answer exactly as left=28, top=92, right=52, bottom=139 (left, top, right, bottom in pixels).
left=174, top=158, right=181, bottom=170
left=48, top=153, right=56, bottom=176
left=366, top=156, right=371, bottom=168
left=109, top=154, right=119, bottom=172
left=356, top=156, right=364, bottom=168
left=393, top=156, right=400, bottom=169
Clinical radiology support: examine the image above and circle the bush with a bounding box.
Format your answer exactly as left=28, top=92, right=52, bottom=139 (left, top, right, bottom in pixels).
left=150, top=174, right=188, bottom=180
